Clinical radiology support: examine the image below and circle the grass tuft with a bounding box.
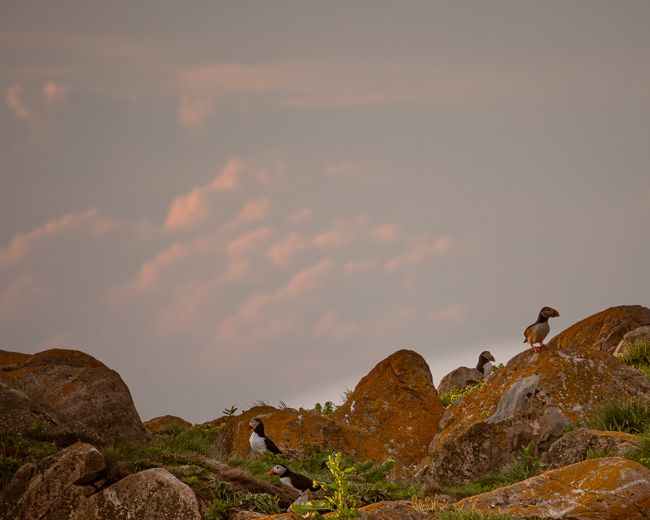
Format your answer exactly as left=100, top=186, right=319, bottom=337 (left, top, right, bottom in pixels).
left=588, top=400, right=650, bottom=434
left=439, top=381, right=484, bottom=408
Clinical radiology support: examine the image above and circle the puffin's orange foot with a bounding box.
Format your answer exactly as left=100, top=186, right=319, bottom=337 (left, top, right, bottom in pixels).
left=531, top=346, right=541, bottom=352
left=540, top=343, right=548, bottom=349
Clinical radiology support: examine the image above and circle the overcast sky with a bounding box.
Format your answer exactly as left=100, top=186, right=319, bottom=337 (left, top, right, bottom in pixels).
left=2, top=1, right=650, bottom=422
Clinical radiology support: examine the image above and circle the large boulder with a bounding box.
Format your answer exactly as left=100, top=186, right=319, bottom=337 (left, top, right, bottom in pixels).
left=70, top=468, right=202, bottom=520
left=546, top=428, right=641, bottom=469
left=0, top=348, right=147, bottom=445
left=213, top=406, right=388, bottom=464
left=265, top=500, right=431, bottom=519
left=614, top=325, right=650, bottom=357
left=332, top=349, right=444, bottom=469
left=0, top=442, right=106, bottom=520
left=551, top=305, right=650, bottom=353
left=428, top=308, right=650, bottom=485
left=455, top=457, right=650, bottom=519
left=215, top=350, right=443, bottom=473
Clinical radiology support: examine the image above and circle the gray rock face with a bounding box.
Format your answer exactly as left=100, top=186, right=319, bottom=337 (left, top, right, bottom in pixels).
left=0, top=348, right=147, bottom=446
left=614, top=325, right=650, bottom=357
left=437, top=366, right=482, bottom=395
left=546, top=427, right=641, bottom=469
left=486, top=375, right=540, bottom=424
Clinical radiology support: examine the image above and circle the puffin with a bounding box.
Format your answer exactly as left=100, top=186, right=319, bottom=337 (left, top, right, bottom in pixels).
left=523, top=306, right=560, bottom=352
left=269, top=464, right=319, bottom=493
left=476, top=350, right=496, bottom=379
left=249, top=417, right=282, bottom=455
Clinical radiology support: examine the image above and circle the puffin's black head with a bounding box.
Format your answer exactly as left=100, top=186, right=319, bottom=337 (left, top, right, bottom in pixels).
left=249, top=417, right=264, bottom=434
left=479, top=350, right=495, bottom=363
left=269, top=464, right=288, bottom=477
left=538, top=307, right=560, bottom=319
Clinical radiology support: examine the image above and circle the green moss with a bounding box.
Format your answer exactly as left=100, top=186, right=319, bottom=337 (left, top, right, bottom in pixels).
left=440, top=381, right=485, bottom=408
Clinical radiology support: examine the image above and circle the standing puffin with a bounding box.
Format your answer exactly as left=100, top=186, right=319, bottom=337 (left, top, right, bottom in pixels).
left=269, top=464, right=319, bottom=493
left=476, top=350, right=496, bottom=379
left=249, top=417, right=282, bottom=455
left=523, top=306, right=560, bottom=352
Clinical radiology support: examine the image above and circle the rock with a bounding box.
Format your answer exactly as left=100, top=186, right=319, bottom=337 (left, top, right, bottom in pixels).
left=0, top=348, right=147, bottom=446
left=215, top=350, right=443, bottom=473
left=428, top=308, right=650, bottom=485
left=332, top=349, right=444, bottom=469
left=546, top=427, right=641, bottom=469
left=614, top=325, right=650, bottom=357
left=144, top=415, right=192, bottom=432
left=1, top=442, right=106, bottom=520
left=551, top=305, right=650, bottom=353
left=437, top=367, right=482, bottom=395
left=455, top=457, right=650, bottom=519
left=213, top=405, right=387, bottom=465
left=71, top=468, right=202, bottom=520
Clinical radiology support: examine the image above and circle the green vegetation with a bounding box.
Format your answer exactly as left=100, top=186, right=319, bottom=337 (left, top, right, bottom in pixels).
left=439, top=380, right=485, bottom=408
left=436, top=510, right=524, bottom=520
left=314, top=401, right=336, bottom=414
left=222, top=405, right=238, bottom=416
left=625, top=427, right=650, bottom=469
left=588, top=400, right=650, bottom=434
left=442, top=443, right=544, bottom=498
left=0, top=422, right=58, bottom=489
left=204, top=475, right=281, bottom=519
left=620, top=340, right=650, bottom=382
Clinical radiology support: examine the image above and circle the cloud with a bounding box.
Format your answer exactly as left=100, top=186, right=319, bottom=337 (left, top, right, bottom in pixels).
left=289, top=208, right=313, bottom=225
left=0, top=209, right=117, bottom=266
left=164, top=158, right=244, bottom=230
left=267, top=232, right=308, bottom=267
left=5, top=84, right=31, bottom=121
left=323, top=161, right=360, bottom=178
left=0, top=275, right=41, bottom=322
left=368, top=224, right=399, bottom=244
left=43, top=82, right=67, bottom=104
left=312, top=221, right=355, bottom=249
left=343, top=258, right=378, bottom=274
left=385, top=235, right=451, bottom=272
left=229, top=198, right=270, bottom=228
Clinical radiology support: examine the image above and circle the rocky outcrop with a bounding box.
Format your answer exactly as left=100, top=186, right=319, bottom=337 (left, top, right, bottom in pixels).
left=436, top=367, right=482, bottom=395
left=0, top=442, right=106, bottom=520
left=428, top=307, right=650, bottom=485
left=333, top=350, right=444, bottom=468
left=1, top=443, right=202, bottom=520
left=0, top=348, right=147, bottom=446
left=213, top=406, right=387, bottom=464
left=551, top=305, right=650, bottom=353
left=456, top=457, right=650, bottom=519
left=144, top=415, right=192, bottom=432
left=215, top=350, right=443, bottom=472
left=71, top=468, right=202, bottom=520
left=614, top=325, right=650, bottom=357
left=546, top=428, right=641, bottom=469
left=266, top=500, right=431, bottom=519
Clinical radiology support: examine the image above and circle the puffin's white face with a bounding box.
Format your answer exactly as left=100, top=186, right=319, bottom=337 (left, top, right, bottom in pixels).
left=269, top=464, right=286, bottom=476
left=249, top=418, right=260, bottom=430
left=540, top=307, right=560, bottom=319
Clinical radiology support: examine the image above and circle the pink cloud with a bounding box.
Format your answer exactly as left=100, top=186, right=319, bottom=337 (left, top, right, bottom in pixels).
left=343, top=258, right=378, bottom=274
left=229, top=198, right=270, bottom=228
left=43, top=82, right=67, bottom=104
left=5, top=84, right=31, bottom=121
left=164, top=158, right=244, bottom=230
left=430, top=303, right=468, bottom=328
left=385, top=235, right=451, bottom=272
left=226, top=227, right=271, bottom=258
left=368, top=223, right=399, bottom=244
left=312, top=221, right=354, bottom=249
left=267, top=232, right=308, bottom=267
left=0, top=209, right=117, bottom=266
left=312, top=309, right=359, bottom=342
left=0, top=275, right=41, bottom=321
left=289, top=208, right=313, bottom=225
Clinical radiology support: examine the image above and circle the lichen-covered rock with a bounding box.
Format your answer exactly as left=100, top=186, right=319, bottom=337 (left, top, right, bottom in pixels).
left=0, top=348, right=147, bottom=445
left=437, top=366, right=482, bottom=395
left=455, top=457, right=650, bottom=519
left=551, top=305, right=650, bottom=353
left=71, top=468, right=202, bottom=520
left=546, top=428, right=641, bottom=469
left=213, top=405, right=387, bottom=465
left=144, top=415, right=192, bottom=431
left=265, top=500, right=431, bottom=519
left=428, top=307, right=650, bottom=485
left=0, top=442, right=106, bottom=520
left=333, top=350, right=444, bottom=469
left=614, top=325, right=650, bottom=357
left=215, top=351, right=442, bottom=473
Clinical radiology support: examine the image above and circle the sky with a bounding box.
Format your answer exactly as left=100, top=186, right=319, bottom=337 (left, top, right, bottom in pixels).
left=2, top=1, right=650, bottom=422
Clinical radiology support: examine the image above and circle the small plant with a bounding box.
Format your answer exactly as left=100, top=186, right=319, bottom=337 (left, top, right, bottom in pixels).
left=222, top=405, right=238, bottom=416
left=439, top=380, right=484, bottom=408
left=314, top=401, right=336, bottom=415
left=292, top=452, right=358, bottom=519
left=620, top=341, right=650, bottom=383
left=0, top=426, right=58, bottom=490
left=625, top=427, right=650, bottom=469
left=589, top=400, right=650, bottom=434
left=181, top=475, right=200, bottom=485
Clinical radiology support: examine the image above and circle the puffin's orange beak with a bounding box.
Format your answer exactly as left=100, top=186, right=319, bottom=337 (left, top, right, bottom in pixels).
left=268, top=469, right=274, bottom=476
